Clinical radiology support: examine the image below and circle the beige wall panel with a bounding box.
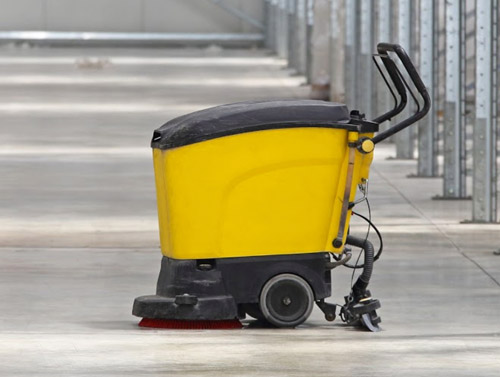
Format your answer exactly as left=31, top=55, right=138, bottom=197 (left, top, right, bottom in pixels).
left=0, top=0, right=45, bottom=30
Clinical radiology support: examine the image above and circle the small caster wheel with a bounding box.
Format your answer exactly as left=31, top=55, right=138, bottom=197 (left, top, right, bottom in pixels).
left=325, top=312, right=336, bottom=322
left=259, top=273, right=314, bottom=328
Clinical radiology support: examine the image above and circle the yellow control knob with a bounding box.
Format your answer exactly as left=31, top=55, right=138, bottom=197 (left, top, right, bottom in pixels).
left=360, top=138, right=375, bottom=154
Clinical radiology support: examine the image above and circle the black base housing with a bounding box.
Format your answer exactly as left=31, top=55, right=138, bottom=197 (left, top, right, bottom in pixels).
left=133, top=253, right=331, bottom=320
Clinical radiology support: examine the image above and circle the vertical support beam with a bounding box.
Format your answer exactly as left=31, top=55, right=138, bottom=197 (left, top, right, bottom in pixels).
left=472, top=0, right=498, bottom=222
left=442, top=0, right=467, bottom=198
left=265, top=0, right=277, bottom=50
left=344, top=0, right=358, bottom=110
left=358, top=0, right=374, bottom=119
left=435, top=0, right=446, bottom=140
left=275, top=0, right=283, bottom=56
left=376, top=0, right=392, bottom=132
left=279, top=0, right=285, bottom=54
left=271, top=0, right=280, bottom=52
left=310, top=0, right=331, bottom=100
left=395, top=0, right=414, bottom=158
left=296, top=0, right=308, bottom=75
left=277, top=0, right=289, bottom=59
left=329, top=0, right=345, bottom=102
left=306, top=0, right=315, bottom=83
left=283, top=0, right=290, bottom=59
left=287, top=0, right=297, bottom=69
left=264, top=0, right=272, bottom=49
left=416, top=0, right=439, bottom=176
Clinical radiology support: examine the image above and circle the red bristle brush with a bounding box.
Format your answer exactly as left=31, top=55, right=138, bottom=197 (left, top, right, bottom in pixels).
left=139, top=318, right=243, bottom=330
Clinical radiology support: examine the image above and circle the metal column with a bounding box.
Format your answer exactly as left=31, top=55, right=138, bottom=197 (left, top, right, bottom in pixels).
left=416, top=0, right=439, bottom=177
left=309, top=0, right=331, bottom=100
left=265, top=0, right=277, bottom=51
left=376, top=0, right=392, bottom=132
left=295, top=0, right=308, bottom=75
left=395, top=0, right=414, bottom=158
left=306, top=0, right=315, bottom=83
left=472, top=0, right=498, bottom=222
left=358, top=0, right=375, bottom=119
left=344, top=0, right=358, bottom=110
left=264, top=0, right=272, bottom=49
left=277, top=0, right=289, bottom=59
left=287, top=0, right=297, bottom=69
left=442, top=0, right=467, bottom=198
left=277, top=0, right=283, bottom=56
left=329, top=0, right=344, bottom=102
left=274, top=0, right=281, bottom=54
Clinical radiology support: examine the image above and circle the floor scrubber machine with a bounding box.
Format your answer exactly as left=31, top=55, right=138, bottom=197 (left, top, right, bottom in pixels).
left=133, top=44, right=430, bottom=331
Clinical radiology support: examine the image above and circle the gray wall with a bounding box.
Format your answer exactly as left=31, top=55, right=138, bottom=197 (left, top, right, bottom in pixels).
left=0, top=0, right=264, bottom=33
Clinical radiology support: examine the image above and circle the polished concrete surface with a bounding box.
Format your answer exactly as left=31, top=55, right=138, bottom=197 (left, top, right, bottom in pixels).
left=1, top=47, right=500, bottom=376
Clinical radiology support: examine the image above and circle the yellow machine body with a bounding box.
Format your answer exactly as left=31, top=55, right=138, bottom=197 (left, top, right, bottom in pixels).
left=134, top=44, right=427, bottom=330
left=153, top=127, right=374, bottom=260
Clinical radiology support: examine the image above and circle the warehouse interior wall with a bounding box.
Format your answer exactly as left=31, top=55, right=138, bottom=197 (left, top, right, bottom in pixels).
left=0, top=0, right=264, bottom=33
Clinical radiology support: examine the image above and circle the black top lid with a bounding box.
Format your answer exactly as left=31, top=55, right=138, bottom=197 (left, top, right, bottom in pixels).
left=151, top=99, right=377, bottom=149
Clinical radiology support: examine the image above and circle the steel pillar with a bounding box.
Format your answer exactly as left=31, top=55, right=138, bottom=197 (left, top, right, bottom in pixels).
left=344, top=0, right=358, bottom=110
left=309, top=0, right=331, bottom=99
left=277, top=0, right=289, bottom=59
left=358, top=0, right=375, bottom=119
left=472, top=0, right=498, bottom=222
left=376, top=0, right=392, bottom=132
left=306, top=0, right=315, bottom=83
left=329, top=0, right=344, bottom=102
left=287, top=0, right=297, bottom=69
left=442, top=0, right=467, bottom=198
left=394, top=0, right=414, bottom=159
left=265, top=0, right=276, bottom=50
left=416, top=0, right=439, bottom=177
left=295, top=0, right=308, bottom=75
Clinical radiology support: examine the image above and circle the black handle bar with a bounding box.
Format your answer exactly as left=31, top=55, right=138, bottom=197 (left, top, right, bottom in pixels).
left=371, top=43, right=431, bottom=144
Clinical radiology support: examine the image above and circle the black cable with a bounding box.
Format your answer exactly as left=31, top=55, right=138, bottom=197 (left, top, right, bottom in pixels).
left=351, top=210, right=384, bottom=262
left=349, top=197, right=372, bottom=290
left=349, top=243, right=364, bottom=292
left=331, top=201, right=384, bottom=268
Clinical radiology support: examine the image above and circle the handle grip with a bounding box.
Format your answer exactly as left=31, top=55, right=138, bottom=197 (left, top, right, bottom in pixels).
left=371, top=43, right=431, bottom=144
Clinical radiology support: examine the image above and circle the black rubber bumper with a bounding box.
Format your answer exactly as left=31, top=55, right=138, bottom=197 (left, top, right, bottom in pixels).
left=133, top=257, right=239, bottom=320
left=133, top=253, right=331, bottom=321
left=133, top=294, right=238, bottom=320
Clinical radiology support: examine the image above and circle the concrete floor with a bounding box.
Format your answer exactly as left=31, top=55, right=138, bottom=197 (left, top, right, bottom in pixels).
left=1, top=47, right=500, bottom=377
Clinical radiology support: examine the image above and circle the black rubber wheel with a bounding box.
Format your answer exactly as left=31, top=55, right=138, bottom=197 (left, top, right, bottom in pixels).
left=242, top=303, right=265, bottom=320
left=259, top=273, right=314, bottom=328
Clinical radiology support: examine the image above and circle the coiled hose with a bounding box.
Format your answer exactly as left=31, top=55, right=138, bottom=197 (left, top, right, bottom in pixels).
left=345, top=234, right=374, bottom=301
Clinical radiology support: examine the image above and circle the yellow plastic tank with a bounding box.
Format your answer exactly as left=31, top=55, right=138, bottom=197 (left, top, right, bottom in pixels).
left=151, top=100, right=377, bottom=260
left=133, top=43, right=429, bottom=330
